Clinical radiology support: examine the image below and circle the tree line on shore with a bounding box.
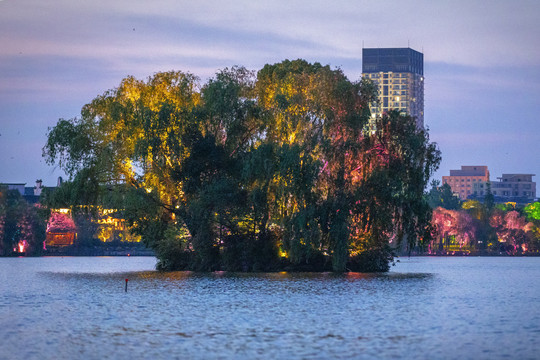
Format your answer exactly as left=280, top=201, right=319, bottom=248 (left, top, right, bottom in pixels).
left=426, top=182, right=540, bottom=254
left=3, top=182, right=539, bottom=260
left=0, top=188, right=46, bottom=255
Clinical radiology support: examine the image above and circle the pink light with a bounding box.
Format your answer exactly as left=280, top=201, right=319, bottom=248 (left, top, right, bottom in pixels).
left=319, top=160, right=328, bottom=174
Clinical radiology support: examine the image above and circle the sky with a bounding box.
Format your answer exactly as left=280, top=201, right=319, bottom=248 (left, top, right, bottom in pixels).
left=1, top=0, right=539, bottom=189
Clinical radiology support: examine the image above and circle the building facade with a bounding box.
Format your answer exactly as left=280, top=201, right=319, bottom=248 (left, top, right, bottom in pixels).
left=442, top=166, right=490, bottom=200
left=0, top=180, right=46, bottom=204
left=362, top=47, right=424, bottom=128
left=490, top=174, right=536, bottom=203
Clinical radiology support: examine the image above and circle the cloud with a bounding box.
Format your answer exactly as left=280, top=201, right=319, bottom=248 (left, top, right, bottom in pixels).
left=2, top=0, right=539, bottom=69
left=433, top=131, right=537, bottom=146
left=1, top=0, right=540, bottom=185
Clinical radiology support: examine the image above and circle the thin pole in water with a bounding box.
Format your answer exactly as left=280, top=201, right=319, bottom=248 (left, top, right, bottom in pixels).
left=125, top=278, right=128, bottom=292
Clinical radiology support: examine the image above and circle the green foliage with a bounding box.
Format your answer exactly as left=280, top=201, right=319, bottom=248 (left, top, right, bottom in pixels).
left=348, top=247, right=395, bottom=272
left=0, top=187, right=46, bottom=256
left=356, top=110, right=441, bottom=257
left=155, top=225, right=192, bottom=271
left=42, top=118, right=97, bottom=177
left=524, top=202, right=540, bottom=222
left=43, top=60, right=441, bottom=272
left=484, top=182, right=495, bottom=210
left=426, top=180, right=461, bottom=210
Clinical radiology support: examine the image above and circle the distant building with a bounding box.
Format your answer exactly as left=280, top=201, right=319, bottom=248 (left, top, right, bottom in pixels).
left=362, top=47, right=424, bottom=129
left=490, top=174, right=536, bottom=203
left=442, top=166, right=490, bottom=200
left=1, top=183, right=26, bottom=195
left=1, top=179, right=53, bottom=204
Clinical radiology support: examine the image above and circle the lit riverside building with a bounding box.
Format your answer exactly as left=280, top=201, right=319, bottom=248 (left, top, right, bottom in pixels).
left=442, top=166, right=490, bottom=201
left=362, top=47, right=424, bottom=129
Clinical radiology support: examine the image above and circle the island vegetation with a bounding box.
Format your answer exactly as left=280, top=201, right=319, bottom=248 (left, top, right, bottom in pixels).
left=39, top=60, right=441, bottom=272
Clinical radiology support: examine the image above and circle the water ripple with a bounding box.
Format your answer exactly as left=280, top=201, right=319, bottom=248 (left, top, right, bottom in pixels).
left=1, top=257, right=539, bottom=359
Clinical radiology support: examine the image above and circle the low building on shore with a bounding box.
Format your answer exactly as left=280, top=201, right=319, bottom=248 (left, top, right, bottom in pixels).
left=442, top=166, right=490, bottom=201
left=491, top=174, right=536, bottom=203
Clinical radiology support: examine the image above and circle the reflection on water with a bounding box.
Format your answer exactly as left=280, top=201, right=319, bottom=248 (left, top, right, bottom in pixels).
left=1, top=257, right=539, bottom=359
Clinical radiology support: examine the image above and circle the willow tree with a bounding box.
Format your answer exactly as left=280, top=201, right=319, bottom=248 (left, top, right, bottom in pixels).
left=253, top=60, right=379, bottom=271
left=174, top=66, right=264, bottom=270
left=43, top=71, right=201, bottom=259
left=44, top=60, right=440, bottom=272
left=351, top=110, right=441, bottom=265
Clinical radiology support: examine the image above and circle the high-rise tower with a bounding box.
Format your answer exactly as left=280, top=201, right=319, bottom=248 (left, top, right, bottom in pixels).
left=362, top=47, right=424, bottom=128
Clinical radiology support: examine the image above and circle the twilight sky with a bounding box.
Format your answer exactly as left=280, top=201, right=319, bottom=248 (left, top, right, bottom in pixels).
left=1, top=0, right=539, bottom=188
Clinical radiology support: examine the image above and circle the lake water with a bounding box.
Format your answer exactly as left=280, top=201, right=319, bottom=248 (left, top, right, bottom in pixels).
left=0, top=256, right=539, bottom=360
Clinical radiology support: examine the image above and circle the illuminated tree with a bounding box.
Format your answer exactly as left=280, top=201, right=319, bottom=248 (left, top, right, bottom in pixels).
left=43, top=60, right=441, bottom=272
left=254, top=60, right=377, bottom=271
left=495, top=202, right=517, bottom=212
left=523, top=202, right=540, bottom=252
left=348, top=109, right=440, bottom=265
left=47, top=212, right=77, bottom=233
left=0, top=187, right=46, bottom=255
left=524, top=202, right=540, bottom=222
left=0, top=189, right=26, bottom=255
left=490, top=210, right=531, bottom=254
left=431, top=207, right=475, bottom=252
left=461, top=199, right=497, bottom=250
left=44, top=71, right=201, bottom=255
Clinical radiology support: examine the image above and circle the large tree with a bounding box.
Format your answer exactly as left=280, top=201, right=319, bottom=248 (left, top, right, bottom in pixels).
left=43, top=60, right=440, bottom=272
